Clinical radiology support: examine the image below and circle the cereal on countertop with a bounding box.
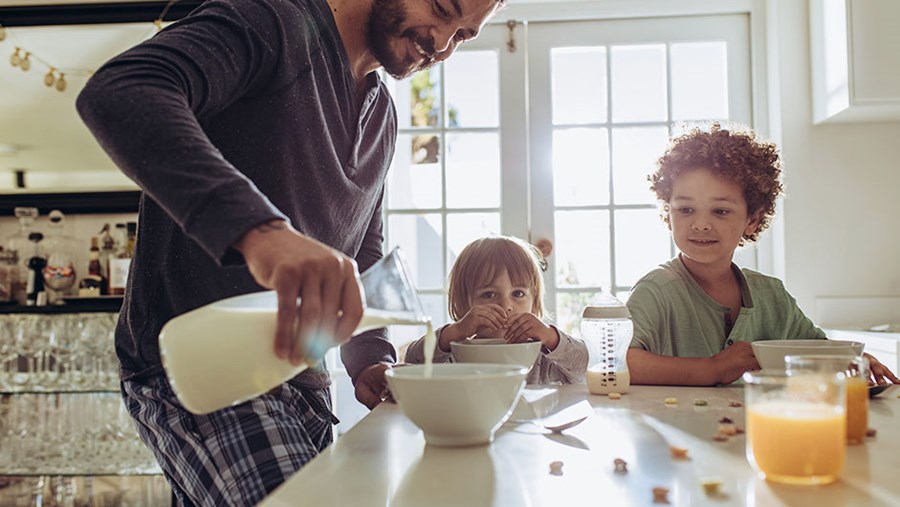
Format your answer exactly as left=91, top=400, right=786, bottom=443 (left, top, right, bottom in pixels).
left=664, top=397, right=678, bottom=405
left=652, top=486, right=670, bottom=504
left=608, top=392, right=622, bottom=400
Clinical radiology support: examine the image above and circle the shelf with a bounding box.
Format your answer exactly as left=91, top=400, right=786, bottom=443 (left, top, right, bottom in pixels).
left=0, top=297, right=123, bottom=314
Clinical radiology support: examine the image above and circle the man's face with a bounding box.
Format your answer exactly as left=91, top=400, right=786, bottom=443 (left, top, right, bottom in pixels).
left=367, top=0, right=501, bottom=79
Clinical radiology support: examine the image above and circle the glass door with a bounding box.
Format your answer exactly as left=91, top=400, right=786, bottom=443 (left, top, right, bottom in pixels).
left=527, top=15, right=753, bottom=334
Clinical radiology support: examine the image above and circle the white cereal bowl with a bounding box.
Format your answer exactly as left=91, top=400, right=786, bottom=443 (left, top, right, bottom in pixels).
left=751, top=339, right=864, bottom=371
left=450, top=338, right=542, bottom=370
left=385, top=363, right=528, bottom=447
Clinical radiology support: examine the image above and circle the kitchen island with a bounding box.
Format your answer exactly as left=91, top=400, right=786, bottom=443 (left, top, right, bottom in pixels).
left=261, top=384, right=899, bottom=507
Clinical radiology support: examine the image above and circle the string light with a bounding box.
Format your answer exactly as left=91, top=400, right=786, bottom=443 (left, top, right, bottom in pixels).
left=0, top=0, right=177, bottom=93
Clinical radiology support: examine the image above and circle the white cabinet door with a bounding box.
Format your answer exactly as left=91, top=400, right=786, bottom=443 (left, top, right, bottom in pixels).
left=811, top=0, right=900, bottom=123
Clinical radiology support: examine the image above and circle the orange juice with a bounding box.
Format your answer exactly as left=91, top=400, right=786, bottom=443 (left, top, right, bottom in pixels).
left=747, top=400, right=846, bottom=485
left=845, top=377, right=869, bottom=444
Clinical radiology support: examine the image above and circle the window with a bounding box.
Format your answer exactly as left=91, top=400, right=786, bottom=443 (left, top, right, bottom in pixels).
left=383, top=14, right=752, bottom=340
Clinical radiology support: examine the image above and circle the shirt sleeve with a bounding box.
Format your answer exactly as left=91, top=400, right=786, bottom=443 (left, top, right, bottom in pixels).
left=779, top=281, right=828, bottom=340
left=340, top=195, right=397, bottom=384
left=626, top=281, right=666, bottom=353
left=404, top=325, right=453, bottom=364
left=536, top=327, right=588, bottom=384
left=76, top=0, right=297, bottom=263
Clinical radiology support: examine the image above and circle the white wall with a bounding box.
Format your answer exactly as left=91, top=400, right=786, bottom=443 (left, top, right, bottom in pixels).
left=769, top=0, right=900, bottom=322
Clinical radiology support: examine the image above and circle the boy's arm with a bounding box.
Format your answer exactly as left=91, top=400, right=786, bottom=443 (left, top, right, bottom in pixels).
left=627, top=341, right=759, bottom=386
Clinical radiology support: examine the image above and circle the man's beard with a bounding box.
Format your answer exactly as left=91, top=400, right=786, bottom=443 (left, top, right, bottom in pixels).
left=366, top=0, right=436, bottom=79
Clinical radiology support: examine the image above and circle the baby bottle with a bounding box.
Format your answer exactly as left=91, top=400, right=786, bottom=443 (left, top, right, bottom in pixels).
left=581, top=291, right=632, bottom=395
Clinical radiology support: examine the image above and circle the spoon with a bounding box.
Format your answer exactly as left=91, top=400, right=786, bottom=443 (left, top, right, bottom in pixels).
left=544, top=416, right=588, bottom=434
left=869, top=384, right=891, bottom=398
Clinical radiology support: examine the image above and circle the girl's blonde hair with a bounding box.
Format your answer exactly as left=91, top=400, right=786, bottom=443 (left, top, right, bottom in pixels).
left=447, top=236, right=546, bottom=321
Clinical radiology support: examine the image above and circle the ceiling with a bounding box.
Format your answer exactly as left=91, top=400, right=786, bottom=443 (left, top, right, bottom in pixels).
left=0, top=1, right=194, bottom=192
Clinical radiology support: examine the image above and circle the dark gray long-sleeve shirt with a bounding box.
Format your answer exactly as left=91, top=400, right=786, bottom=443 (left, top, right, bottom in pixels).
left=76, top=0, right=397, bottom=387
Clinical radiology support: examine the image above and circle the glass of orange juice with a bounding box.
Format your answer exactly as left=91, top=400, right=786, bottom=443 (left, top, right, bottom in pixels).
left=743, top=371, right=846, bottom=485
left=785, top=354, right=869, bottom=444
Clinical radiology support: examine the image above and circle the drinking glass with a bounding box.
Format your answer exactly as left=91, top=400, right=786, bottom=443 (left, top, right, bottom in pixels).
left=785, top=354, right=869, bottom=444
left=743, top=371, right=846, bottom=485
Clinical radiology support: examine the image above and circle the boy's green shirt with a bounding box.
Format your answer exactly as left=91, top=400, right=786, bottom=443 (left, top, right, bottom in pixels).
left=627, top=256, right=825, bottom=357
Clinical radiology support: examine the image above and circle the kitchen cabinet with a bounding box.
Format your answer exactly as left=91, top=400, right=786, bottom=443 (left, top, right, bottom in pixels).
left=810, top=0, right=900, bottom=123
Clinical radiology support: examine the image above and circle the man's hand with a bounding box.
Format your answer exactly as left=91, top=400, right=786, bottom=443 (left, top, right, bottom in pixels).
left=235, top=220, right=364, bottom=365
left=710, top=341, right=760, bottom=384
left=355, top=362, right=392, bottom=409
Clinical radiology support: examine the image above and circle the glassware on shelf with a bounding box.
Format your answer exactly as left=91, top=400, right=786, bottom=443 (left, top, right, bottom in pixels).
left=41, top=210, right=79, bottom=303
left=6, top=207, right=40, bottom=304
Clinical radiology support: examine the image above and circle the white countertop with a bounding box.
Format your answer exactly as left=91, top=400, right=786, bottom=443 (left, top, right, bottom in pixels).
left=261, top=384, right=900, bottom=507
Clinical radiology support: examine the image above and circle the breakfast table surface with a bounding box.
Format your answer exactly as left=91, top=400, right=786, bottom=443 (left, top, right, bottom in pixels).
left=260, top=383, right=900, bottom=507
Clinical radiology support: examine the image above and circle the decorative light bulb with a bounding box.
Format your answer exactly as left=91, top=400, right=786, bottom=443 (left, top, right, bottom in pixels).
left=20, top=52, right=31, bottom=71
left=44, top=68, right=56, bottom=87
left=56, top=73, right=67, bottom=92
left=10, top=47, right=20, bottom=67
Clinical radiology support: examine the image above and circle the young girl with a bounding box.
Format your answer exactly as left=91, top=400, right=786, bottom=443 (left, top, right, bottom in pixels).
left=405, top=235, right=587, bottom=384
left=627, top=123, right=898, bottom=386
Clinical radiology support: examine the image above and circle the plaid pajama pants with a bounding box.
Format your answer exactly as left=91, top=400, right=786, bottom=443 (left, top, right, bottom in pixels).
left=122, top=375, right=338, bottom=507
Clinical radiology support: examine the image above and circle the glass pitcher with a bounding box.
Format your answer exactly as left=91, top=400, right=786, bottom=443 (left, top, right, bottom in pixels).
left=159, top=247, right=428, bottom=415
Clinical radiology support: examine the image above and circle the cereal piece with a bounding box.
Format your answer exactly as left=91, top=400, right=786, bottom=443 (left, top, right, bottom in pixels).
left=718, top=423, right=738, bottom=436
left=693, top=398, right=708, bottom=406
left=549, top=460, right=564, bottom=476
left=613, top=458, right=628, bottom=473
left=866, top=428, right=877, bottom=438
left=669, top=446, right=689, bottom=460
left=652, top=486, right=670, bottom=504
left=664, top=397, right=678, bottom=405
left=712, top=433, right=729, bottom=442
left=700, top=477, right=724, bottom=496
left=608, top=392, right=622, bottom=400
left=728, top=400, right=743, bottom=408
left=718, top=416, right=733, bottom=424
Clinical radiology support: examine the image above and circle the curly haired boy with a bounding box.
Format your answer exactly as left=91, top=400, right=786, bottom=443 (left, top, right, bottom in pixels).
left=626, top=123, right=897, bottom=385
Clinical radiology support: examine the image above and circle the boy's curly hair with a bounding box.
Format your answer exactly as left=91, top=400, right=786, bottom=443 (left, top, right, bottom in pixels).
left=648, top=123, right=783, bottom=245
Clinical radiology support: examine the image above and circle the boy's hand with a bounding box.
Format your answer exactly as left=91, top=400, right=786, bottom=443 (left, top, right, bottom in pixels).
left=710, top=341, right=760, bottom=384
left=504, top=313, right=559, bottom=351
left=439, top=304, right=508, bottom=350
left=864, top=353, right=900, bottom=385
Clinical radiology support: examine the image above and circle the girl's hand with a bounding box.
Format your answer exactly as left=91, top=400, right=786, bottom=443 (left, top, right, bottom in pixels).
left=439, top=304, right=508, bottom=350
left=864, top=352, right=900, bottom=385
left=504, top=313, right=559, bottom=351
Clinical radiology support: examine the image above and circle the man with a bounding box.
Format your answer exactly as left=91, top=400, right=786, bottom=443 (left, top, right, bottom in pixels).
left=76, top=0, right=503, bottom=504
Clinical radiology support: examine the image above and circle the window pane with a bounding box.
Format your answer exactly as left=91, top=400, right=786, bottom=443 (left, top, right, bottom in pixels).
left=612, top=126, right=669, bottom=205
left=611, top=44, right=667, bottom=123
left=555, top=210, right=610, bottom=289
left=671, top=42, right=729, bottom=121
left=388, top=134, right=442, bottom=209
left=614, top=209, right=672, bottom=287
left=387, top=214, right=444, bottom=290
left=445, top=133, right=500, bottom=208
left=556, top=291, right=599, bottom=338
left=446, top=212, right=501, bottom=272
left=551, top=47, right=608, bottom=125
left=552, top=128, right=609, bottom=206
left=444, top=51, right=499, bottom=128
left=386, top=68, right=443, bottom=129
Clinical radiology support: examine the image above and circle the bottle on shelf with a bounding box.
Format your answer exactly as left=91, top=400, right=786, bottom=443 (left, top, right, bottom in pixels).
left=42, top=209, right=79, bottom=303
left=98, top=223, right=116, bottom=282
left=5, top=206, right=39, bottom=304
left=108, top=223, right=131, bottom=296
left=26, top=232, right=47, bottom=306
left=78, top=237, right=108, bottom=297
